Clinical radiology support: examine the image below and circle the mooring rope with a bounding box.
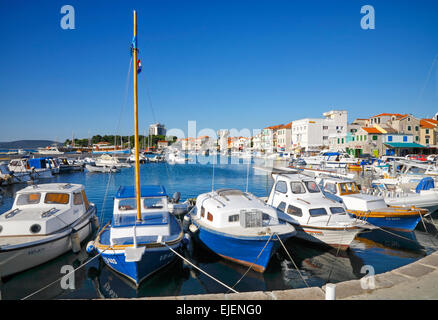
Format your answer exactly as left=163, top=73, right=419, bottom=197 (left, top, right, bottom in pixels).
left=21, top=246, right=112, bottom=300
left=161, top=242, right=238, bottom=294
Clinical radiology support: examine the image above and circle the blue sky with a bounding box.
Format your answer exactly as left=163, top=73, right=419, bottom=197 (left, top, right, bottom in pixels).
left=0, top=0, right=437, bottom=141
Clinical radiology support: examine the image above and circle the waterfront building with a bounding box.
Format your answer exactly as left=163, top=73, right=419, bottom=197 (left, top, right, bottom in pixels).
left=387, top=114, right=421, bottom=144
left=276, top=122, right=293, bottom=152
left=262, top=124, right=283, bottom=153
left=252, top=132, right=263, bottom=152
left=149, top=123, right=166, bottom=136
left=157, top=140, right=169, bottom=150
left=420, top=119, right=438, bottom=147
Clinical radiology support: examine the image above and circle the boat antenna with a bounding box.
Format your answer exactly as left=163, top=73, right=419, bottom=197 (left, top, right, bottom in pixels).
left=133, top=10, right=142, bottom=223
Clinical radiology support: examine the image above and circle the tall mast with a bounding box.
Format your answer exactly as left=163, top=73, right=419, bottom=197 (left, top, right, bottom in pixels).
left=133, top=10, right=142, bottom=222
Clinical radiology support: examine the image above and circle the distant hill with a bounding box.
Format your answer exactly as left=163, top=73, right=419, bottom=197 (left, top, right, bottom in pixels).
left=0, top=140, right=61, bottom=149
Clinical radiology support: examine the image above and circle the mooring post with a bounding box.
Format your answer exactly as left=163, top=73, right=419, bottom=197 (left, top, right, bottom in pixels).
left=325, top=283, right=336, bottom=300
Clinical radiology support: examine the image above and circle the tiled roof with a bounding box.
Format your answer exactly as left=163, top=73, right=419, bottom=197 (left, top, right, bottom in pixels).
left=370, top=113, right=404, bottom=118
left=264, top=124, right=284, bottom=130
left=280, top=122, right=293, bottom=129
left=362, top=127, right=383, bottom=134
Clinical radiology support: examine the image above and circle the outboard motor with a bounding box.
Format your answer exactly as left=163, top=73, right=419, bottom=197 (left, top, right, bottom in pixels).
left=171, top=192, right=181, bottom=204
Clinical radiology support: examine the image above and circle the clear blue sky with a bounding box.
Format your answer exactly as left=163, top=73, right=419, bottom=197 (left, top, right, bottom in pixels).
left=1, top=0, right=437, bottom=142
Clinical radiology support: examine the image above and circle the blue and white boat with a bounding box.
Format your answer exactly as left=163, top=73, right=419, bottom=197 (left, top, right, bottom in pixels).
left=92, top=11, right=184, bottom=287
left=94, top=185, right=184, bottom=286
left=188, top=189, right=296, bottom=272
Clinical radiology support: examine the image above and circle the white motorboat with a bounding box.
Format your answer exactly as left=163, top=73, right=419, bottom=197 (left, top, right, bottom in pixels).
left=128, top=152, right=147, bottom=163
left=95, top=154, right=131, bottom=168
left=37, top=146, right=64, bottom=155
left=372, top=177, right=438, bottom=213
left=267, top=173, right=369, bottom=250
left=188, top=188, right=296, bottom=272
left=317, top=176, right=428, bottom=231
left=0, top=161, right=31, bottom=185
left=85, top=164, right=119, bottom=173
left=8, top=158, right=53, bottom=179
left=0, top=183, right=97, bottom=278
left=166, top=152, right=188, bottom=164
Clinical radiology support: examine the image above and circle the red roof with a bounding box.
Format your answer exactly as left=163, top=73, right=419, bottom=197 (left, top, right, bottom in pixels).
left=280, top=122, right=293, bottom=129
left=420, top=119, right=438, bottom=128
left=362, top=127, right=382, bottom=134
left=264, top=124, right=284, bottom=130
left=370, top=113, right=404, bottom=118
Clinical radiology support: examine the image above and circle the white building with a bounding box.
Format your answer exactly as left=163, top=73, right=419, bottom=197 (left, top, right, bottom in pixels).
left=149, top=123, right=166, bottom=136
left=276, top=122, right=293, bottom=152
left=291, top=110, right=348, bottom=153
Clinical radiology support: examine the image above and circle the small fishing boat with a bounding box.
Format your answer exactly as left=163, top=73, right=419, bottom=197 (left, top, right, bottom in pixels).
left=85, top=164, right=119, bottom=173
left=317, top=177, right=429, bottom=231
left=0, top=161, right=31, bottom=185
left=95, top=154, right=131, bottom=168
left=373, top=177, right=438, bottom=213
left=188, top=188, right=296, bottom=272
left=8, top=157, right=53, bottom=179
left=0, top=183, right=97, bottom=278
left=93, top=185, right=184, bottom=285
left=267, top=173, right=369, bottom=250
left=91, top=11, right=184, bottom=287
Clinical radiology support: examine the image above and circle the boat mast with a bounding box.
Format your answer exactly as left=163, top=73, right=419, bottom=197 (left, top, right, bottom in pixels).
left=133, top=10, right=142, bottom=222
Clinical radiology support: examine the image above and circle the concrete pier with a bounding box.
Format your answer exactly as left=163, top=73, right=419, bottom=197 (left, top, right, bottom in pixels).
left=131, top=250, right=438, bottom=300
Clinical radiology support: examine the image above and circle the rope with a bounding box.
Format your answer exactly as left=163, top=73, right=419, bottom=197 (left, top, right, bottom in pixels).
left=21, top=246, right=112, bottom=300
left=226, top=232, right=275, bottom=293
left=161, top=242, right=238, bottom=293
left=274, top=233, right=314, bottom=290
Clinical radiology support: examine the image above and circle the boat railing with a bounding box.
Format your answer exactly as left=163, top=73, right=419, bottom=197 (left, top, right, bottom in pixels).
left=41, top=207, right=60, bottom=218
left=5, top=208, right=20, bottom=219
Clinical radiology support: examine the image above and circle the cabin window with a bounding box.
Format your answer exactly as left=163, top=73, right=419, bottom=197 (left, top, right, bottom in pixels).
left=324, top=183, right=336, bottom=194
left=201, top=206, right=205, bottom=217
left=207, top=212, right=213, bottom=222
left=143, top=197, right=164, bottom=209
left=277, top=202, right=286, bottom=212
left=228, top=214, right=239, bottom=222
left=45, top=193, right=70, bottom=205
left=17, top=193, right=41, bottom=205
left=309, top=208, right=327, bottom=217
left=290, top=182, right=306, bottom=194
left=73, top=193, right=84, bottom=205
left=287, top=205, right=303, bottom=217
left=330, top=207, right=346, bottom=215
left=274, top=181, right=288, bottom=194
left=119, top=199, right=137, bottom=210
left=304, top=181, right=320, bottom=193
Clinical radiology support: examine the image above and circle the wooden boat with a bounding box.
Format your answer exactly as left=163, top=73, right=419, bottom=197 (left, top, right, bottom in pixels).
left=267, top=173, right=369, bottom=250
left=91, top=12, right=184, bottom=286
left=0, top=183, right=97, bottom=278
left=188, top=189, right=296, bottom=272
left=317, top=177, right=429, bottom=231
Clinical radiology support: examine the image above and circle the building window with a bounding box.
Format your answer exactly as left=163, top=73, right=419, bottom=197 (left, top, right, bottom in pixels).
left=426, top=129, right=430, bottom=134
left=426, top=138, right=430, bottom=144
left=323, top=136, right=328, bottom=140
left=416, top=136, right=419, bottom=141
left=388, top=136, right=393, bottom=142
left=415, top=126, right=419, bottom=131
left=403, top=136, right=407, bottom=142
left=372, top=135, right=378, bottom=141
left=323, top=126, right=328, bottom=130
left=407, top=126, right=411, bottom=131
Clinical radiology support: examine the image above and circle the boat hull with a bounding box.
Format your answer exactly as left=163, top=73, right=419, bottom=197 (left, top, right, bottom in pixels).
left=292, top=224, right=360, bottom=250
left=193, top=225, right=287, bottom=272
left=97, top=240, right=182, bottom=285
left=0, top=208, right=95, bottom=278
left=348, top=212, right=422, bottom=231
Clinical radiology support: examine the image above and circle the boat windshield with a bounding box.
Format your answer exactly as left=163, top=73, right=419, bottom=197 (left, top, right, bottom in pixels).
left=16, top=193, right=41, bottom=205
left=118, top=197, right=166, bottom=211
left=304, top=181, right=320, bottom=193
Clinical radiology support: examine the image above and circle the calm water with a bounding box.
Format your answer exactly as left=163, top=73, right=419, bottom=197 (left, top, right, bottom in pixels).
left=0, top=156, right=437, bottom=300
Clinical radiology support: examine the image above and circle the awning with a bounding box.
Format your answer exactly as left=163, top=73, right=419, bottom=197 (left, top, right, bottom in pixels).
left=384, top=142, right=427, bottom=148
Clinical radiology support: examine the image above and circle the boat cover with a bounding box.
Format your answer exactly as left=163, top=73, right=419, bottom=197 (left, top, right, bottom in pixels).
left=416, top=177, right=435, bottom=193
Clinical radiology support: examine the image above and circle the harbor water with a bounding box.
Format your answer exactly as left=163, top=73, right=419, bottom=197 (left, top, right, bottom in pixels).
left=0, top=155, right=437, bottom=300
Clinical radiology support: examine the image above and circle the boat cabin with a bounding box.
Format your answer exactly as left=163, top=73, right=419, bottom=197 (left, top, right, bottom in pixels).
left=0, top=183, right=91, bottom=236
left=193, top=189, right=279, bottom=229
left=267, top=174, right=349, bottom=226
left=110, top=185, right=172, bottom=245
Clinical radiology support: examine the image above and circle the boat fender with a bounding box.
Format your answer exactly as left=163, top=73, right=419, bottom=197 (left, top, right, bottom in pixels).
left=71, top=231, right=81, bottom=253
left=91, top=215, right=99, bottom=231
left=182, top=214, right=191, bottom=231
left=188, top=224, right=198, bottom=233
left=86, top=241, right=95, bottom=254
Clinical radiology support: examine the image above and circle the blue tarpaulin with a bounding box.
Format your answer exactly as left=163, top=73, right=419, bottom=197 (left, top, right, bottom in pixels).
left=416, top=177, right=435, bottom=193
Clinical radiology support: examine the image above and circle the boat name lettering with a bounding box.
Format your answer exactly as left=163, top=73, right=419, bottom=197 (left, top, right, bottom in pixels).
left=28, top=248, right=44, bottom=255
left=103, top=257, right=117, bottom=265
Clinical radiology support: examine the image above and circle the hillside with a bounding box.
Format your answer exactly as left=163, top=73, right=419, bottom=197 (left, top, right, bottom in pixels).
left=0, top=140, right=60, bottom=149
